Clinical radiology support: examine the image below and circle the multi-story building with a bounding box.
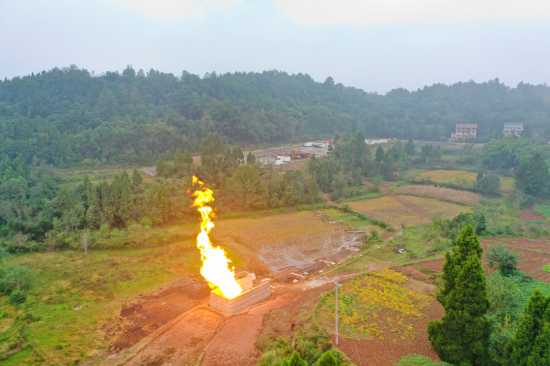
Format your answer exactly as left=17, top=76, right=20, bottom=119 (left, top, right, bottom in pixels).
left=503, top=122, right=523, bottom=136
left=451, top=124, right=477, bottom=140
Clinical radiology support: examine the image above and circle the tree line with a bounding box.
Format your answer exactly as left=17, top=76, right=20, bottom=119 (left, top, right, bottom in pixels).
left=2, top=66, right=550, bottom=166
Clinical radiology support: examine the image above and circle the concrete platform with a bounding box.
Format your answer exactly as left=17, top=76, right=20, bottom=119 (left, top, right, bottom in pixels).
left=209, top=282, right=271, bottom=313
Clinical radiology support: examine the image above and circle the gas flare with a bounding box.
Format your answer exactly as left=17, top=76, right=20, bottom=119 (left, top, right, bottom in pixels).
left=190, top=176, right=242, bottom=299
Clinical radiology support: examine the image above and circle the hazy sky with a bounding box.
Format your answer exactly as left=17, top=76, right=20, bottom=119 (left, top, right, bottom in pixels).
left=1, top=0, right=549, bottom=93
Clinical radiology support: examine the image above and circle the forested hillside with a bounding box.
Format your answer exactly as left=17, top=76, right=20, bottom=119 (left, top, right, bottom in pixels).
left=1, top=65, right=550, bottom=165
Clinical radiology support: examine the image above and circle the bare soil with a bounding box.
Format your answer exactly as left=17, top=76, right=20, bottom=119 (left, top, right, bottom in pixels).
left=395, top=266, right=431, bottom=281
left=109, top=279, right=211, bottom=352
left=335, top=300, right=444, bottom=366
left=420, top=238, right=550, bottom=283
left=522, top=209, right=545, bottom=221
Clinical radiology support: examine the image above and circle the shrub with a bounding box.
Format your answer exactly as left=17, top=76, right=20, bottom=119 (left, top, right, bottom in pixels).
left=8, top=290, right=27, bottom=306
left=395, top=354, right=450, bottom=366
left=399, top=354, right=452, bottom=366
left=369, top=228, right=380, bottom=241
left=0, top=264, right=35, bottom=293
left=485, top=243, right=522, bottom=276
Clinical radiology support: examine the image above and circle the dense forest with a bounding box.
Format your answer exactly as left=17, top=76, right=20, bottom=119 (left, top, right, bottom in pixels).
left=1, top=65, right=550, bottom=165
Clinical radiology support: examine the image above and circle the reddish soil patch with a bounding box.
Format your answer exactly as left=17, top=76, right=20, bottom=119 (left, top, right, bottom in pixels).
left=482, top=239, right=550, bottom=274
left=382, top=232, right=395, bottom=240
left=109, top=279, right=211, bottom=352
left=420, top=238, right=550, bottom=283
left=201, top=314, right=263, bottom=366
left=395, top=266, right=430, bottom=281
left=336, top=300, right=444, bottom=366
left=417, top=259, right=445, bottom=272
left=522, top=209, right=545, bottom=221
left=125, top=307, right=225, bottom=366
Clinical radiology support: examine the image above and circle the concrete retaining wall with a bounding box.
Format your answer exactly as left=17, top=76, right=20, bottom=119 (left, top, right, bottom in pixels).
left=209, top=282, right=271, bottom=313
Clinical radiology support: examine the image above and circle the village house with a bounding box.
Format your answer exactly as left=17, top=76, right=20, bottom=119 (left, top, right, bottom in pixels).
left=503, top=122, right=523, bottom=136
left=451, top=124, right=477, bottom=140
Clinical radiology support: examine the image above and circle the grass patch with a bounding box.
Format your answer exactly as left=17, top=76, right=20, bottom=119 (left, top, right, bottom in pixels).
left=536, top=206, right=550, bottom=218
left=340, top=192, right=384, bottom=202
left=362, top=226, right=432, bottom=263
left=517, top=278, right=550, bottom=304
left=0, top=239, right=248, bottom=365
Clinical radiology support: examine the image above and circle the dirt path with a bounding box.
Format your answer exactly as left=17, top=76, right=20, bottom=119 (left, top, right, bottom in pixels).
left=362, top=178, right=430, bottom=219
left=379, top=186, right=432, bottom=218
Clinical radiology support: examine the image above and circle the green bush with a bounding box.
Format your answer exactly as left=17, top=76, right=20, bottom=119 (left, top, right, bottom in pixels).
left=8, top=290, right=27, bottom=306
left=395, top=354, right=450, bottom=365
left=485, top=243, right=522, bottom=276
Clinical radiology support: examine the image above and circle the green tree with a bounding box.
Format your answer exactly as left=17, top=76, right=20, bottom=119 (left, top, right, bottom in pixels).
left=476, top=174, right=501, bottom=195
left=58, top=187, right=73, bottom=212
left=282, top=351, right=307, bottom=366
left=132, top=168, right=143, bottom=187
left=0, top=264, right=35, bottom=292
left=485, top=243, right=522, bottom=276
left=504, top=289, right=550, bottom=365
left=405, top=138, right=416, bottom=156
left=316, top=351, right=339, bottom=366
left=246, top=152, right=256, bottom=164
left=156, top=158, right=165, bottom=177
left=486, top=272, right=524, bottom=322
left=515, top=153, right=550, bottom=198
left=375, top=145, right=385, bottom=162
left=476, top=170, right=484, bottom=182
left=428, top=225, right=492, bottom=366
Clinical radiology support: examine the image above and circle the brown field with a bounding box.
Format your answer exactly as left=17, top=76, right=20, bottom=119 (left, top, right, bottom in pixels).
left=419, top=238, right=550, bottom=283
left=213, top=211, right=363, bottom=274
left=416, top=170, right=477, bottom=185
left=395, top=185, right=481, bottom=204
left=403, top=196, right=468, bottom=217
left=348, top=196, right=467, bottom=226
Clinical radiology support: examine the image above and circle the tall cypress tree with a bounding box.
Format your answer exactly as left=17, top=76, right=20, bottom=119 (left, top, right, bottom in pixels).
left=428, top=225, right=492, bottom=366
left=504, top=289, right=550, bottom=365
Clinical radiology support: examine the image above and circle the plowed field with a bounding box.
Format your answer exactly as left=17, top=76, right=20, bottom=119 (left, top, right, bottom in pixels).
left=348, top=196, right=466, bottom=226
left=419, top=238, right=550, bottom=283
left=213, top=211, right=364, bottom=274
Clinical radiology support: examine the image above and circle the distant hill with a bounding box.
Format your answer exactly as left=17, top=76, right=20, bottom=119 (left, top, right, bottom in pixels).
left=1, top=65, right=549, bottom=165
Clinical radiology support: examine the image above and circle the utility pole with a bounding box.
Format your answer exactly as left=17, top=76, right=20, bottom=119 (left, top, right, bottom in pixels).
left=332, top=277, right=342, bottom=345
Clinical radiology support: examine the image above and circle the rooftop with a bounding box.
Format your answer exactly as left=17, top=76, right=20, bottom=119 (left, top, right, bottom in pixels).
left=504, top=122, right=524, bottom=126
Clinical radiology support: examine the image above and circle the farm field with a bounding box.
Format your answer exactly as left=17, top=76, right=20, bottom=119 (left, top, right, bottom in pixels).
left=316, top=269, right=442, bottom=366
left=213, top=210, right=368, bottom=274
left=395, top=185, right=480, bottom=204
left=416, top=170, right=477, bottom=184
left=347, top=195, right=468, bottom=226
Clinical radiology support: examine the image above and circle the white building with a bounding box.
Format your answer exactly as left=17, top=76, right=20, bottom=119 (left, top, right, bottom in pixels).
left=503, top=122, right=523, bottom=136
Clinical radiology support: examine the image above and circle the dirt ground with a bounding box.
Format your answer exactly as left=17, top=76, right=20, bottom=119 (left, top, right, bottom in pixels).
left=108, top=278, right=211, bottom=352
left=522, top=209, right=545, bottom=221
left=418, top=238, right=550, bottom=284
left=336, top=300, right=444, bottom=366
left=394, top=266, right=431, bottom=281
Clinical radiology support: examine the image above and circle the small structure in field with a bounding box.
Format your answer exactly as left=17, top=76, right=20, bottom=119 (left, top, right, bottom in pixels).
left=503, top=122, right=523, bottom=136
left=209, top=273, right=271, bottom=313
left=451, top=124, right=477, bottom=140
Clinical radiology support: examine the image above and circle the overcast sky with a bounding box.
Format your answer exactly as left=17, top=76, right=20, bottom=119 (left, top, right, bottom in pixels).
left=1, top=0, right=549, bottom=93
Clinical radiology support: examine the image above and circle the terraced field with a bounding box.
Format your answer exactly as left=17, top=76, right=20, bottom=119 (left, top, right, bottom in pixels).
left=416, top=170, right=476, bottom=184
left=213, top=211, right=364, bottom=273
left=348, top=196, right=467, bottom=226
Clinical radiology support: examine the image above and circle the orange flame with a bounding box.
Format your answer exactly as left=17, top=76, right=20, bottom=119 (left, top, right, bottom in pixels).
left=190, top=176, right=242, bottom=299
